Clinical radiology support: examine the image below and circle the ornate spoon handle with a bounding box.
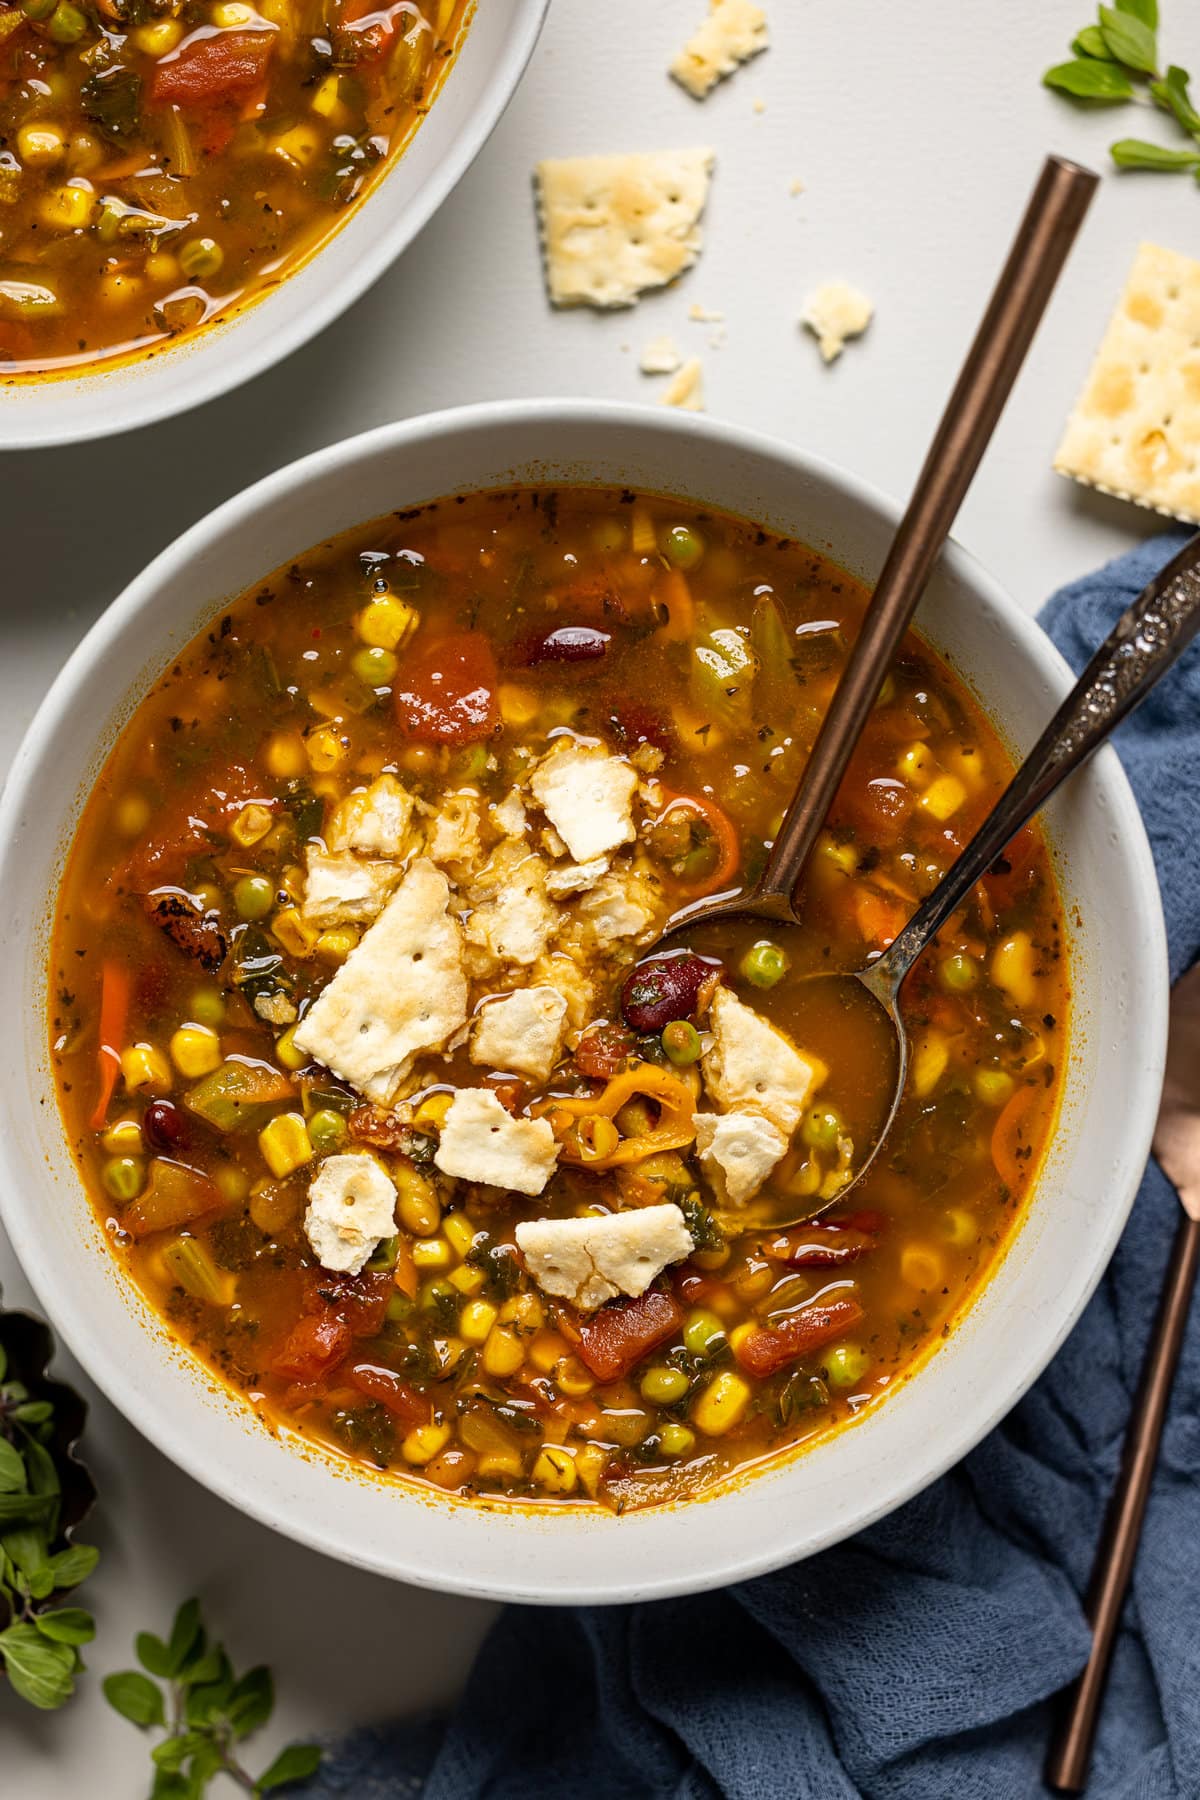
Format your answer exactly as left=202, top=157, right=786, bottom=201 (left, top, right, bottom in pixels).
left=872, top=532, right=1200, bottom=994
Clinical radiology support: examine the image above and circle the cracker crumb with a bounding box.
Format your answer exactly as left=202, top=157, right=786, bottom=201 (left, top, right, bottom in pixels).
left=661, top=357, right=705, bottom=411
left=789, top=177, right=804, bottom=196
left=688, top=302, right=724, bottom=322
left=1054, top=241, right=1200, bottom=524
left=535, top=148, right=714, bottom=310
left=801, top=281, right=874, bottom=364
left=670, top=0, right=769, bottom=100
left=752, top=96, right=766, bottom=114
left=639, top=333, right=682, bottom=375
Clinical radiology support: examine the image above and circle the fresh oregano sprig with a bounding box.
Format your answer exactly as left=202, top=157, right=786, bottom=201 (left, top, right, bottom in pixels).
left=1044, top=0, right=1200, bottom=177
left=0, top=1339, right=100, bottom=1711
left=103, top=1597, right=321, bottom=1798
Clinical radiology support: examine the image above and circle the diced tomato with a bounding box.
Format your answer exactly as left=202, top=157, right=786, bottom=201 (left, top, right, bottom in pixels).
left=675, top=1269, right=726, bottom=1306
left=124, top=758, right=269, bottom=892
left=271, top=1311, right=353, bottom=1383
left=317, top=1267, right=393, bottom=1338
left=347, top=1362, right=431, bottom=1426
left=576, top=1286, right=682, bottom=1384
left=149, top=31, right=275, bottom=110
left=980, top=823, right=1040, bottom=913
left=765, top=1226, right=875, bottom=1269
left=393, top=632, right=499, bottom=744
left=574, top=1023, right=634, bottom=1080
left=734, top=1297, right=865, bottom=1379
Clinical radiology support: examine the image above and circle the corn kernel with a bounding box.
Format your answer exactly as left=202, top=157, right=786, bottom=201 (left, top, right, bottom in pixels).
left=395, top=1166, right=441, bottom=1237
left=991, top=930, right=1037, bottom=1009
left=498, top=684, right=539, bottom=728
left=113, top=791, right=151, bottom=836
left=271, top=908, right=321, bottom=958
left=132, top=16, right=182, bottom=52
left=412, top=1236, right=452, bottom=1271
left=275, top=1026, right=306, bottom=1072
left=211, top=0, right=255, bottom=23
left=476, top=1447, right=525, bottom=1480
left=101, top=1118, right=143, bottom=1154
left=310, top=73, right=347, bottom=121
left=574, top=1443, right=609, bottom=1498
left=459, top=1299, right=499, bottom=1343
left=270, top=123, right=322, bottom=169
left=169, top=1024, right=222, bottom=1079
left=40, top=180, right=95, bottom=231
left=264, top=731, right=307, bottom=779
left=482, top=1324, right=525, bottom=1378
left=912, top=1032, right=949, bottom=1098
left=231, top=802, right=273, bottom=848
left=577, top=1115, right=620, bottom=1161
left=316, top=926, right=358, bottom=964
left=413, top=1091, right=453, bottom=1128
left=501, top=1291, right=545, bottom=1333
left=356, top=595, right=418, bottom=651
left=120, top=1043, right=170, bottom=1093
left=145, top=252, right=180, bottom=285
left=258, top=1112, right=314, bottom=1179
left=900, top=1244, right=945, bottom=1290
left=897, top=741, right=936, bottom=789
left=529, top=1330, right=569, bottom=1373
left=532, top=1445, right=578, bottom=1495
left=728, top=1321, right=756, bottom=1357
left=553, top=1355, right=595, bottom=1397
left=448, top=1263, right=486, bottom=1296
left=442, top=1211, right=477, bottom=1258
left=304, top=724, right=346, bottom=774
left=941, top=1206, right=978, bottom=1247
left=691, top=1370, right=751, bottom=1437
left=401, top=1421, right=451, bottom=1466
left=919, top=774, right=967, bottom=821
left=816, top=832, right=858, bottom=877
left=17, top=123, right=65, bottom=166
left=100, top=270, right=141, bottom=308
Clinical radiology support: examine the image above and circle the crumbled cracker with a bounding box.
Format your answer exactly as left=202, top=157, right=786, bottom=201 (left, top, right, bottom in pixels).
left=752, top=97, right=766, bottom=114
left=788, top=177, right=804, bottom=196
left=535, top=148, right=714, bottom=310
left=1054, top=241, right=1200, bottom=523
left=801, top=281, right=874, bottom=364
left=639, top=334, right=682, bottom=375
left=670, top=0, right=769, bottom=100
left=688, top=302, right=724, bottom=322
left=661, top=357, right=705, bottom=411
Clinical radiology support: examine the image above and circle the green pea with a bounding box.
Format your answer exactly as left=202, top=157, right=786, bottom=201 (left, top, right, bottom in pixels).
left=683, top=1307, right=726, bottom=1358
left=21, top=0, right=56, bottom=19
left=661, top=1020, right=701, bottom=1066
left=190, top=986, right=226, bottom=1030
left=351, top=645, right=398, bottom=687
left=419, top=1277, right=456, bottom=1313
left=740, top=940, right=789, bottom=989
left=640, top=1365, right=690, bottom=1406
left=102, top=1156, right=144, bottom=1203
left=366, top=1234, right=400, bottom=1272
left=662, top=523, right=705, bottom=570
left=658, top=1422, right=696, bottom=1458
left=801, top=1105, right=844, bottom=1153
left=453, top=742, right=489, bottom=781
left=48, top=2, right=87, bottom=40
left=233, top=874, right=274, bottom=922
left=591, top=517, right=626, bottom=553
left=179, top=236, right=224, bottom=281
left=308, top=1108, right=348, bottom=1152
left=973, top=1067, right=1015, bottom=1108
left=939, top=952, right=978, bottom=992
left=385, top=1289, right=414, bottom=1323
left=825, top=1344, right=871, bottom=1389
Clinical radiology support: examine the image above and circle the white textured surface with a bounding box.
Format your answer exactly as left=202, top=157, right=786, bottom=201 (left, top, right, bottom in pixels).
left=1, top=0, right=1196, bottom=1789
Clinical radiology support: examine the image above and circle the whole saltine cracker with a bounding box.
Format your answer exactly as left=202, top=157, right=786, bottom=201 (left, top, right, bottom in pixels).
left=535, top=148, right=715, bottom=309
left=1054, top=241, right=1200, bottom=525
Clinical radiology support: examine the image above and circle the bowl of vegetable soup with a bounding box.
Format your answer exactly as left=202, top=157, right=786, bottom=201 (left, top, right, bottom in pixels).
left=0, top=0, right=547, bottom=446
left=0, top=402, right=1166, bottom=1601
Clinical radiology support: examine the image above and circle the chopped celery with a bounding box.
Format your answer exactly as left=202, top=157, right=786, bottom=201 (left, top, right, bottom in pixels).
left=691, top=622, right=758, bottom=731
left=161, top=1235, right=235, bottom=1306
left=125, top=1160, right=220, bottom=1239
left=185, top=1060, right=293, bottom=1133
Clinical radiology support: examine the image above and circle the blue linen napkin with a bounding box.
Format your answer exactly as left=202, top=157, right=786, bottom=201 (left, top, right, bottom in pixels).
left=307, top=531, right=1200, bottom=1800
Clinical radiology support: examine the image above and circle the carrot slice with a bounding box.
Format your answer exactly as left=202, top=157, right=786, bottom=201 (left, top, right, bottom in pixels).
left=652, top=788, right=741, bottom=897
left=90, top=961, right=130, bottom=1131
left=991, top=1082, right=1042, bottom=1193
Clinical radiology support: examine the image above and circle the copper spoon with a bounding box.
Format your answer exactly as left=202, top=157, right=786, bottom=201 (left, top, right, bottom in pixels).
left=1046, top=958, right=1200, bottom=1792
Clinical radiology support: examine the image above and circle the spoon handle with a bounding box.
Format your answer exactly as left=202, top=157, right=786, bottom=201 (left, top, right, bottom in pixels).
left=754, top=155, right=1098, bottom=917
left=873, top=531, right=1200, bottom=992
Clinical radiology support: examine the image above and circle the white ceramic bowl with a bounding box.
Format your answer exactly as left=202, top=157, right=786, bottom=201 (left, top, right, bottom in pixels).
left=0, top=402, right=1167, bottom=1603
left=0, top=4, right=547, bottom=450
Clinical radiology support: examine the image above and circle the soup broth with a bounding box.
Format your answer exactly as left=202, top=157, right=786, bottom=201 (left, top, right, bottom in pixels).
left=50, top=487, right=1069, bottom=1511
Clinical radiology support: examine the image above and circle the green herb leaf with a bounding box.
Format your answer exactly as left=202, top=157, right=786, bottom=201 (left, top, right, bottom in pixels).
left=35, top=1607, right=96, bottom=1646
left=1099, top=4, right=1158, bottom=72
left=0, top=1490, right=55, bottom=1528
left=0, top=1622, right=78, bottom=1709
left=104, top=1668, right=167, bottom=1728
left=1150, top=63, right=1200, bottom=133
left=2, top=1524, right=49, bottom=1580
left=0, top=1439, right=28, bottom=1492
left=1073, top=24, right=1112, bottom=57
left=23, top=1433, right=60, bottom=1500
left=166, top=1596, right=203, bottom=1676
left=151, top=1731, right=206, bottom=1772
left=136, top=1630, right=174, bottom=1677
left=229, top=1664, right=274, bottom=1739
left=27, top=1565, right=55, bottom=1600
left=13, top=1401, right=55, bottom=1426
left=1044, top=58, right=1135, bottom=99
left=255, top=1743, right=323, bottom=1793
left=1116, top=0, right=1158, bottom=27
left=0, top=1344, right=8, bottom=1382
left=1111, top=135, right=1200, bottom=167
left=50, top=1543, right=100, bottom=1590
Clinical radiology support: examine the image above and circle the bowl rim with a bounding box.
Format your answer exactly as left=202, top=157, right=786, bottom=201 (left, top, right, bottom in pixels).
left=0, top=2, right=549, bottom=450
left=0, top=400, right=1169, bottom=1601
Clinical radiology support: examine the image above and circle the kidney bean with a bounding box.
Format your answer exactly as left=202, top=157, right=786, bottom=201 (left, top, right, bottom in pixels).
left=621, top=951, right=719, bottom=1034
left=143, top=1098, right=191, bottom=1155
left=517, top=624, right=611, bottom=665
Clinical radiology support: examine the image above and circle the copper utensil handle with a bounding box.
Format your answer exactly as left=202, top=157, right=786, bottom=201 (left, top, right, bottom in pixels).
left=872, top=529, right=1200, bottom=993
left=756, top=154, right=1097, bottom=916
left=1046, top=1212, right=1200, bottom=1793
